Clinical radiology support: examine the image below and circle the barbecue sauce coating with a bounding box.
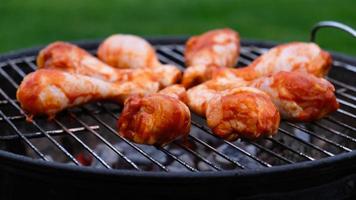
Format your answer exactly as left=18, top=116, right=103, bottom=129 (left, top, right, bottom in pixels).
left=182, top=28, right=240, bottom=88
left=97, top=35, right=182, bottom=87
left=16, top=69, right=131, bottom=118
left=37, top=41, right=180, bottom=88
left=97, top=34, right=160, bottom=69
left=252, top=71, right=339, bottom=121
left=231, top=42, right=332, bottom=81
left=184, top=28, right=240, bottom=68
left=16, top=69, right=65, bottom=119
left=117, top=94, right=191, bottom=146
left=186, top=77, right=247, bottom=116
left=37, top=41, right=118, bottom=81
left=158, top=84, right=188, bottom=104
left=206, top=87, right=280, bottom=141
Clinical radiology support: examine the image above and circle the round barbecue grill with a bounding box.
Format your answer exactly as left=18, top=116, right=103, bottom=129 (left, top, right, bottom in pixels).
left=0, top=21, right=355, bottom=199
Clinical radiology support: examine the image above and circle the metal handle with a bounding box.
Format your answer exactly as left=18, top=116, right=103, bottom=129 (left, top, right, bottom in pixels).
left=310, top=21, right=356, bottom=42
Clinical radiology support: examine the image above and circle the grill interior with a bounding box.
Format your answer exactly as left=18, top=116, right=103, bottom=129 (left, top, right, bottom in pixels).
left=0, top=40, right=355, bottom=172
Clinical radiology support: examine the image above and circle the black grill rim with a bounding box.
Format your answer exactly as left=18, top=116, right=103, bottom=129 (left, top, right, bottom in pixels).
left=0, top=37, right=355, bottom=180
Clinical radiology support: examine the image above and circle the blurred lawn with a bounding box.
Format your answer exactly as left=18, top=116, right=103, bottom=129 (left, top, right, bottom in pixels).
left=0, top=0, right=356, bottom=55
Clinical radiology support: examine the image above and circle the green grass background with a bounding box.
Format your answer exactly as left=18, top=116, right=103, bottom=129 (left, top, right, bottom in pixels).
left=0, top=0, right=355, bottom=55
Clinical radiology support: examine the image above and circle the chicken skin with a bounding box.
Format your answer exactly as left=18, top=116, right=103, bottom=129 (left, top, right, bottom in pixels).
left=250, top=71, right=339, bottom=121
left=97, top=35, right=182, bottom=87
left=184, top=42, right=332, bottom=88
left=215, top=42, right=332, bottom=82
left=184, top=28, right=240, bottom=68
left=186, top=77, right=247, bottom=116
left=158, top=84, right=188, bottom=104
left=37, top=42, right=179, bottom=88
left=117, top=88, right=191, bottom=146
left=206, top=87, right=280, bottom=141
left=188, top=69, right=338, bottom=122
left=16, top=69, right=158, bottom=118
left=97, top=34, right=160, bottom=69
left=182, top=28, right=240, bottom=88
left=37, top=41, right=123, bottom=82
left=182, top=65, right=218, bottom=88
left=186, top=79, right=279, bottom=140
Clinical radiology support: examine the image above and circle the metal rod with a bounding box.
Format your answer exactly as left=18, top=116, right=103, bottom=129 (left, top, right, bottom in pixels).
left=24, top=58, right=38, bottom=71
left=336, top=109, right=356, bottom=120
left=54, top=120, right=112, bottom=169
left=80, top=106, right=168, bottom=172
left=0, top=110, right=48, bottom=160
left=69, top=113, right=140, bottom=170
left=337, top=98, right=356, bottom=110
left=247, top=141, right=294, bottom=164
left=156, top=146, right=198, bottom=172
left=240, top=48, right=259, bottom=59
left=174, top=45, right=185, bottom=53
left=326, top=116, right=356, bottom=132
left=190, top=120, right=271, bottom=167
left=338, top=91, right=356, bottom=102
left=9, top=62, right=27, bottom=77
left=0, top=87, right=80, bottom=165
left=0, top=114, right=24, bottom=120
left=247, top=46, right=269, bottom=55
left=97, top=102, right=228, bottom=171
left=0, top=66, right=82, bottom=165
left=312, top=121, right=356, bottom=143
left=0, top=123, right=99, bottom=141
left=266, top=138, right=315, bottom=161
left=95, top=103, right=200, bottom=171
left=286, top=122, right=352, bottom=152
left=158, top=46, right=185, bottom=64
left=333, top=60, right=356, bottom=73
left=278, top=127, right=334, bottom=157
left=189, top=135, right=245, bottom=169
left=310, top=21, right=356, bottom=43
left=328, top=77, right=356, bottom=93
left=156, top=50, right=184, bottom=68
left=173, top=142, right=222, bottom=171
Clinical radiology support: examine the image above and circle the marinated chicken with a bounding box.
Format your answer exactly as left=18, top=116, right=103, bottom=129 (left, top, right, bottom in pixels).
left=215, top=42, right=332, bottom=81
left=206, top=87, right=280, bottom=141
left=186, top=77, right=247, bottom=116
left=97, top=34, right=182, bottom=87
left=233, top=42, right=332, bottom=81
left=182, top=65, right=217, bottom=88
left=250, top=71, right=339, bottom=121
left=16, top=69, right=158, bottom=118
left=188, top=69, right=338, bottom=122
left=37, top=41, right=123, bottom=82
left=158, top=84, right=188, bottom=104
left=37, top=41, right=180, bottom=88
left=184, top=28, right=240, bottom=68
left=117, top=86, right=191, bottom=146
left=182, top=28, right=240, bottom=88
left=186, top=79, right=279, bottom=140
left=19, top=33, right=336, bottom=145
left=97, top=34, right=160, bottom=69
left=184, top=42, right=332, bottom=87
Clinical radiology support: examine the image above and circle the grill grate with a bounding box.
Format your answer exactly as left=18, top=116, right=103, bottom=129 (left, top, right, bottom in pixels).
left=0, top=40, right=355, bottom=172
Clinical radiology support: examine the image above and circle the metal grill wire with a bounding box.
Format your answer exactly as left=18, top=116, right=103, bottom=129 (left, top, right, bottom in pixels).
left=0, top=42, right=355, bottom=172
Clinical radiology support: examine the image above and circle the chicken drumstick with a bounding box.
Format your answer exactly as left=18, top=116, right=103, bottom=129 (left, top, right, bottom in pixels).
left=182, top=28, right=240, bottom=88
left=117, top=85, right=191, bottom=146
left=250, top=71, right=339, bottom=121
left=186, top=81, right=279, bottom=140
left=97, top=34, right=182, bottom=87
left=37, top=42, right=179, bottom=88
left=16, top=69, right=158, bottom=118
